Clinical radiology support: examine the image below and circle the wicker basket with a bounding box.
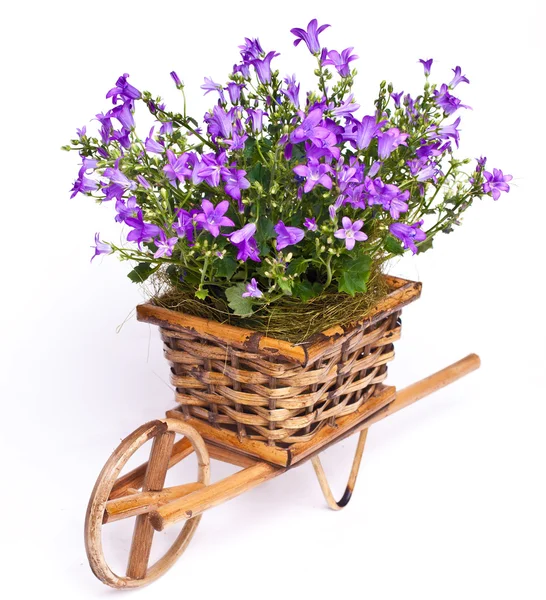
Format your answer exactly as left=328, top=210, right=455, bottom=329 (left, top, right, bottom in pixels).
left=137, top=276, right=421, bottom=453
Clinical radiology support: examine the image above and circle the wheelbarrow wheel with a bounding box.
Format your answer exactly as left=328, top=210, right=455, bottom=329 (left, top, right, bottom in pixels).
left=85, top=418, right=210, bottom=588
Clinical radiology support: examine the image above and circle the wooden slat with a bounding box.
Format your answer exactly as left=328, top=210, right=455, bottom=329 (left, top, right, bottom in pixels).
left=127, top=431, right=175, bottom=579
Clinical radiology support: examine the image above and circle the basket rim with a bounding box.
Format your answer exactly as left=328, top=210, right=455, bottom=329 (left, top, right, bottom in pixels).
left=136, top=275, right=421, bottom=366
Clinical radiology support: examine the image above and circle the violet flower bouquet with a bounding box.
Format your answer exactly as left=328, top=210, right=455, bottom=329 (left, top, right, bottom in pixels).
left=65, top=18, right=511, bottom=336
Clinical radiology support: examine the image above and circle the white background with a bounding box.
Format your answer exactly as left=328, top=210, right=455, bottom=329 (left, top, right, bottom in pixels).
left=1, top=1, right=545, bottom=598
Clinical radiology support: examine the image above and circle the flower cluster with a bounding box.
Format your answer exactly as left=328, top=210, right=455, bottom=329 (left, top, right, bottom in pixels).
left=65, top=19, right=511, bottom=315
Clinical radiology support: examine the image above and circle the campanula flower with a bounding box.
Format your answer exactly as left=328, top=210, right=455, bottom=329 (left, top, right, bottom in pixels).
left=389, top=220, right=427, bottom=254
left=246, top=108, right=266, bottom=133
left=144, top=127, right=164, bottom=154
left=391, top=91, right=404, bottom=107
left=115, top=196, right=138, bottom=223
left=334, top=217, right=368, bottom=250
left=449, top=66, right=469, bottom=89
left=323, top=48, right=358, bottom=77
left=242, top=278, right=263, bottom=298
left=290, top=108, right=332, bottom=146
left=304, top=217, right=318, bottom=231
left=205, top=105, right=233, bottom=139
left=251, top=51, right=280, bottom=84
left=239, top=38, right=264, bottom=62
left=282, top=74, right=300, bottom=107
left=195, top=199, right=235, bottom=237
left=90, top=233, right=111, bottom=262
left=418, top=58, right=433, bottom=76
left=70, top=168, right=98, bottom=198
left=221, top=166, right=250, bottom=207
left=163, top=150, right=191, bottom=183
left=291, top=18, right=330, bottom=55
left=226, top=82, right=244, bottom=104
left=173, top=208, right=199, bottom=242
left=365, top=178, right=409, bottom=219
left=108, top=101, right=135, bottom=130
left=377, top=128, right=409, bottom=159
left=293, top=159, right=333, bottom=193
left=349, top=116, right=387, bottom=150
left=106, top=73, right=141, bottom=104
left=126, top=209, right=161, bottom=247
left=274, top=221, right=305, bottom=250
left=201, top=77, right=225, bottom=103
left=434, top=84, right=471, bottom=115
left=482, top=169, right=512, bottom=200
left=153, top=230, right=178, bottom=258
left=227, top=223, right=260, bottom=262
left=170, top=71, right=183, bottom=89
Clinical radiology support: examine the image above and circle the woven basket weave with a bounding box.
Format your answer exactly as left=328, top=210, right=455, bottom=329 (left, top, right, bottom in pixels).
left=137, top=276, right=421, bottom=448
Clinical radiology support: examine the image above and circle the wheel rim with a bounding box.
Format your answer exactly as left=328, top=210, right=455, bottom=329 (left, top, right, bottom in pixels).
left=85, top=419, right=210, bottom=588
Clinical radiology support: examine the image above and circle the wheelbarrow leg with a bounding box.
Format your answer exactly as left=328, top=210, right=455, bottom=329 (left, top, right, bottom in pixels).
left=311, top=429, right=368, bottom=510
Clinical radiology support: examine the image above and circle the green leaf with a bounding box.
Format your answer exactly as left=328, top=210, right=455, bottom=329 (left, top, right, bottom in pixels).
left=195, top=289, right=209, bottom=300
left=255, top=216, right=276, bottom=243
left=215, top=256, right=238, bottom=279
left=337, top=255, right=372, bottom=296
left=127, top=262, right=156, bottom=284
left=277, top=278, right=293, bottom=296
left=243, top=137, right=257, bottom=160
left=287, top=257, right=309, bottom=276
left=384, top=235, right=404, bottom=255
left=417, top=237, right=434, bottom=253
left=293, top=280, right=322, bottom=302
left=225, top=284, right=255, bottom=316
left=248, top=163, right=270, bottom=187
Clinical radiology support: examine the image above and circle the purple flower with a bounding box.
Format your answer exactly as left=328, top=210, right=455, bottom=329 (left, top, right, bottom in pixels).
left=115, top=196, right=138, bottom=223
left=350, top=116, right=387, bottom=150
left=108, top=101, right=135, bottom=130
left=365, top=178, right=409, bottom=219
left=293, top=159, right=333, bottom=193
left=291, top=18, right=330, bottom=55
left=322, top=47, right=358, bottom=77
left=239, top=38, right=264, bottom=62
left=482, top=169, right=512, bottom=200
left=144, top=127, right=164, bottom=154
left=221, top=166, right=250, bottom=207
left=195, top=199, right=235, bottom=237
left=290, top=108, right=332, bottom=146
left=391, top=91, right=404, bottom=107
left=201, top=77, right=225, bottom=103
left=282, top=74, right=300, bottom=107
left=251, top=51, right=279, bottom=84
left=449, top=66, right=469, bottom=89
left=136, top=174, right=151, bottom=189
left=76, top=126, right=86, bottom=139
left=246, top=108, right=266, bottom=133
left=274, top=221, right=305, bottom=250
left=433, top=117, right=461, bottom=148
left=419, top=58, right=433, bottom=76
left=227, top=223, right=260, bottom=262
left=154, top=230, right=178, bottom=258
left=331, top=94, right=360, bottom=118
left=334, top=217, right=368, bottom=250
left=377, top=127, right=409, bottom=159
left=70, top=167, right=98, bottom=198
left=434, top=84, right=471, bottom=115
left=90, top=233, right=111, bottom=262
left=206, top=105, right=233, bottom=139
left=125, top=209, right=161, bottom=247
left=304, top=217, right=318, bottom=231
left=226, top=82, right=244, bottom=104
left=173, top=208, right=199, bottom=242
left=106, top=73, right=141, bottom=104
left=242, top=278, right=263, bottom=298
left=163, top=150, right=191, bottom=183
left=389, top=220, right=427, bottom=254
left=102, top=166, right=137, bottom=197
left=170, top=71, right=183, bottom=89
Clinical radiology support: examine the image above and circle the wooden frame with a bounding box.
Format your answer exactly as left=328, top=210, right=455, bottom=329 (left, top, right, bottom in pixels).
left=85, top=353, right=480, bottom=589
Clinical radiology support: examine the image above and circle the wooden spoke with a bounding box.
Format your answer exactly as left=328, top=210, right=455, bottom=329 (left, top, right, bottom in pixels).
left=109, top=437, right=195, bottom=500
left=127, top=430, right=175, bottom=579
left=85, top=419, right=210, bottom=589
left=311, top=429, right=368, bottom=510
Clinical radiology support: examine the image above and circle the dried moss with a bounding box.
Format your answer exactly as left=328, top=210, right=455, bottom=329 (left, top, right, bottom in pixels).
left=150, top=269, right=390, bottom=344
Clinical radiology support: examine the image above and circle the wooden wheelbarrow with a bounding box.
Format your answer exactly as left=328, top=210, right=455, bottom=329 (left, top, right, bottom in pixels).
left=85, top=353, right=480, bottom=588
